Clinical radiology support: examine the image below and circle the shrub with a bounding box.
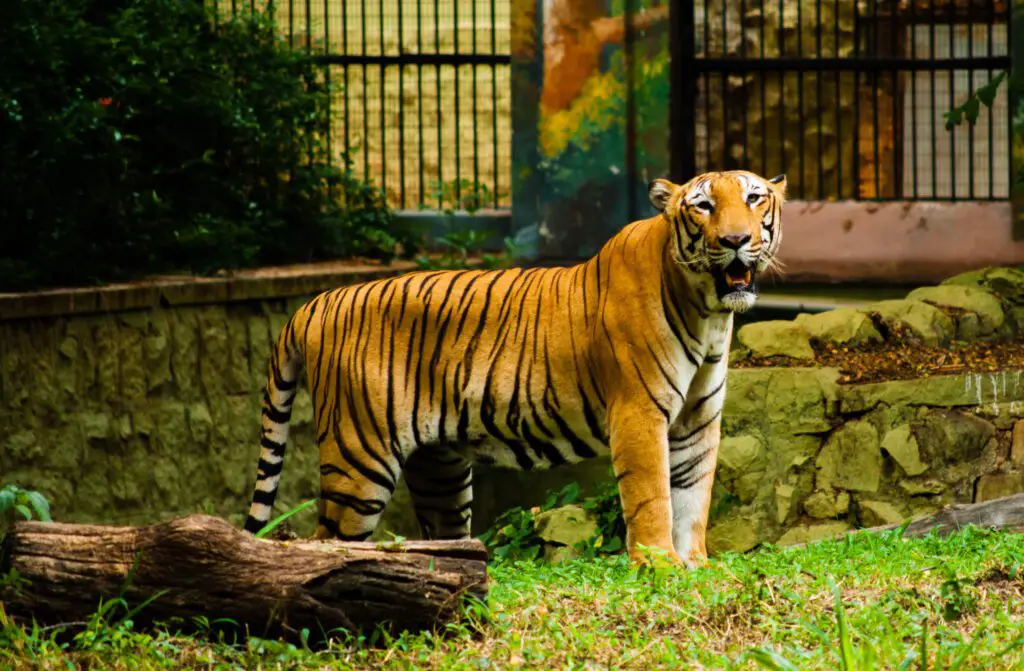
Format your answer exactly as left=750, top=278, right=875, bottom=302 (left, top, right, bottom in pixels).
left=0, top=0, right=416, bottom=291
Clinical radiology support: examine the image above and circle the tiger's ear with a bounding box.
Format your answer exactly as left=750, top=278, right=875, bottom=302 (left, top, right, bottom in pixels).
left=648, top=178, right=677, bottom=213
left=767, top=174, right=787, bottom=197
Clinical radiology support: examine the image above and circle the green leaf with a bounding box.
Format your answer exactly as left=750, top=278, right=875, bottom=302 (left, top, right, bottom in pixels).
left=976, top=71, right=1007, bottom=108
left=24, top=491, right=52, bottom=522
left=14, top=504, right=32, bottom=520
left=0, top=488, right=15, bottom=513
left=253, top=498, right=317, bottom=539
left=964, top=96, right=981, bottom=125
left=748, top=647, right=800, bottom=671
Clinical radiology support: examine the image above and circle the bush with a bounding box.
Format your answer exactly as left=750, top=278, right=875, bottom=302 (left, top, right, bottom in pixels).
left=0, top=0, right=416, bottom=291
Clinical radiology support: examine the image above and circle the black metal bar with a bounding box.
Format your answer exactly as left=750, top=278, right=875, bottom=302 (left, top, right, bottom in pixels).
left=777, top=0, right=785, bottom=183
left=968, top=21, right=975, bottom=199
left=324, top=0, right=332, bottom=171
left=760, top=0, right=767, bottom=178
left=704, top=0, right=711, bottom=169
left=833, top=0, right=841, bottom=198
left=670, top=0, right=696, bottom=182
left=988, top=1, right=996, bottom=199
left=418, top=0, right=425, bottom=207
left=797, top=0, right=804, bottom=197
left=890, top=3, right=899, bottom=198
left=816, top=0, right=823, bottom=200
left=910, top=1, right=918, bottom=198
left=930, top=2, right=937, bottom=197
left=435, top=0, right=442, bottom=209
left=740, top=0, right=748, bottom=170
left=454, top=0, right=461, bottom=205
left=472, top=0, right=479, bottom=205
left=949, top=15, right=956, bottom=200
left=361, top=0, right=369, bottom=183
left=491, top=0, right=499, bottom=208
left=852, top=0, right=860, bottom=197
left=691, top=56, right=1009, bottom=73
left=379, top=0, right=387, bottom=200
left=398, top=0, right=406, bottom=209
left=872, top=0, right=880, bottom=199
left=341, top=0, right=350, bottom=184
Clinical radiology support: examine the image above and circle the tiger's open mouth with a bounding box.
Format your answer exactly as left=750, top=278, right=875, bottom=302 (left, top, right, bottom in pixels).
left=713, top=259, right=757, bottom=299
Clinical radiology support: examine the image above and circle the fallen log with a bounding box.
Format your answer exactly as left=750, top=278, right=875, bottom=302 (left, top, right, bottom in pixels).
left=866, top=492, right=1024, bottom=538
left=0, top=514, right=488, bottom=644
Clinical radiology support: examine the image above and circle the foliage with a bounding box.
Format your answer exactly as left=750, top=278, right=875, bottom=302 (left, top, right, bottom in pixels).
left=0, top=484, right=51, bottom=538
left=415, top=179, right=521, bottom=271
left=946, top=70, right=1024, bottom=187
left=0, top=0, right=415, bottom=292
left=253, top=498, right=317, bottom=539
left=478, top=475, right=626, bottom=562
left=4, top=526, right=1024, bottom=668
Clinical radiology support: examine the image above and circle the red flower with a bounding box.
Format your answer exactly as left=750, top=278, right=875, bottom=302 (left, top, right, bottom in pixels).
left=99, top=97, right=115, bottom=108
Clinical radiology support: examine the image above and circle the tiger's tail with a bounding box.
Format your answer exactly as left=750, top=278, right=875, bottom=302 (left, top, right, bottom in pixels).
left=243, top=309, right=307, bottom=535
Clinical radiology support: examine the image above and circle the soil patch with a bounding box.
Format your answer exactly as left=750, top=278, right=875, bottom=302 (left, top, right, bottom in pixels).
left=735, top=321, right=1024, bottom=384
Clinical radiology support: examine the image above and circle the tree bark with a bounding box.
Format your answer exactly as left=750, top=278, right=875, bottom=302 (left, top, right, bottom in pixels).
left=0, top=514, right=488, bottom=644
left=866, top=493, right=1024, bottom=538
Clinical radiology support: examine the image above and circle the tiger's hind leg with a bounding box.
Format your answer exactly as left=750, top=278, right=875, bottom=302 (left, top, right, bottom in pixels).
left=404, top=447, right=473, bottom=540
left=314, top=431, right=399, bottom=542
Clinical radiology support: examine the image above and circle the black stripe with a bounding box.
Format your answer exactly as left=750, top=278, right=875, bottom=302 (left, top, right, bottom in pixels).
left=255, top=458, right=283, bottom=479
left=521, top=421, right=568, bottom=466
left=251, top=488, right=276, bottom=506
left=243, top=516, right=266, bottom=533
left=320, top=463, right=353, bottom=479
left=669, top=410, right=722, bottom=448
left=321, top=491, right=387, bottom=516
left=671, top=469, right=713, bottom=491
left=342, top=394, right=397, bottom=490
left=406, top=479, right=473, bottom=500
left=331, top=412, right=396, bottom=493
left=630, top=360, right=671, bottom=421
left=690, top=378, right=725, bottom=414
left=261, top=396, right=293, bottom=424
left=259, top=435, right=286, bottom=456
left=547, top=409, right=597, bottom=460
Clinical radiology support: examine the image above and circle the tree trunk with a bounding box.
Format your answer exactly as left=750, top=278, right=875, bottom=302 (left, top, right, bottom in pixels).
left=0, top=514, right=488, bottom=644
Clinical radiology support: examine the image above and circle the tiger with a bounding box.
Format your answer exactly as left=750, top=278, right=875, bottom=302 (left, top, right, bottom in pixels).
left=243, top=169, right=786, bottom=567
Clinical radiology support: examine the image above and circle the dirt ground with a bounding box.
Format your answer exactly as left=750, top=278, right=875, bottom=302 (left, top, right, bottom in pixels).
left=735, top=321, right=1024, bottom=384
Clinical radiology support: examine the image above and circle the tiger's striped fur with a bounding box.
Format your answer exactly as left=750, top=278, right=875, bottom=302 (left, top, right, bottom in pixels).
left=244, top=170, right=786, bottom=566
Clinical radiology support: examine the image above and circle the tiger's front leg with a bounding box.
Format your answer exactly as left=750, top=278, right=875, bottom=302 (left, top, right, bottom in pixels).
left=608, top=401, right=682, bottom=566
left=668, top=357, right=728, bottom=567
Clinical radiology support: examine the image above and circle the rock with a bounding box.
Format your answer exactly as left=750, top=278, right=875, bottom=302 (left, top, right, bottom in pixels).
left=880, top=424, right=928, bottom=476
left=533, top=505, right=598, bottom=549
left=795, top=308, right=883, bottom=346
left=913, top=410, right=995, bottom=464
left=775, top=483, right=796, bottom=523
left=861, top=299, right=955, bottom=347
left=816, top=420, right=881, bottom=493
left=1012, top=420, right=1024, bottom=464
left=906, top=285, right=1005, bottom=338
left=775, top=521, right=851, bottom=547
left=840, top=372, right=1024, bottom=414
left=736, top=321, right=815, bottom=360
left=707, top=518, right=760, bottom=555
left=858, top=500, right=905, bottom=527
left=943, top=266, right=1024, bottom=305
left=974, top=474, right=1024, bottom=502
left=804, top=489, right=851, bottom=519
left=718, top=435, right=765, bottom=476
left=733, top=472, right=764, bottom=504
left=764, top=368, right=841, bottom=434
left=899, top=479, right=945, bottom=496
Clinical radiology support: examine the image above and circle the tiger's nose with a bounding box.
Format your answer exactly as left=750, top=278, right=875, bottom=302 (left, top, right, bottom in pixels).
left=720, top=233, right=751, bottom=250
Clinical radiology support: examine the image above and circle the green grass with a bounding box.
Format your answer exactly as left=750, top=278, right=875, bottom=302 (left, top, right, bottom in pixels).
left=4, top=526, right=1024, bottom=669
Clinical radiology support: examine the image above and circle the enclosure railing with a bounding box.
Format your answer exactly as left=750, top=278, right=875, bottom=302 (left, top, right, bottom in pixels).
left=673, top=0, right=1012, bottom=201
left=213, top=0, right=512, bottom=211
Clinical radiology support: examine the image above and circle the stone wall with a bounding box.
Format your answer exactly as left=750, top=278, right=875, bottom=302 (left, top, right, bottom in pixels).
left=4, top=263, right=1024, bottom=551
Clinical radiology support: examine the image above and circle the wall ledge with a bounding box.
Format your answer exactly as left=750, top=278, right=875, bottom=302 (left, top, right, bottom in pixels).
left=0, top=258, right=420, bottom=322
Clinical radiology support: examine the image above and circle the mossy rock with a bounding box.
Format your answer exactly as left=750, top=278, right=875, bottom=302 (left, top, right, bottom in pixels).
left=906, top=285, right=1004, bottom=338
left=860, top=299, right=955, bottom=346
left=816, top=420, right=881, bottom=493
left=707, top=517, right=761, bottom=555
left=912, top=410, right=995, bottom=465
left=736, top=321, right=815, bottom=360
left=795, top=308, right=882, bottom=347
left=942, top=266, right=1024, bottom=305
left=775, top=521, right=851, bottom=547
left=857, top=499, right=906, bottom=527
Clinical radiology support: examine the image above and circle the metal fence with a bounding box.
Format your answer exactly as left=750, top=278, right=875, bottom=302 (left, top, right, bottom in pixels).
left=673, top=0, right=1013, bottom=201
left=213, top=0, right=512, bottom=211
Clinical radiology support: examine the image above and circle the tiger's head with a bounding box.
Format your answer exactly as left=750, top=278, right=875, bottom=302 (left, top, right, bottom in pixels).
left=648, top=170, right=787, bottom=313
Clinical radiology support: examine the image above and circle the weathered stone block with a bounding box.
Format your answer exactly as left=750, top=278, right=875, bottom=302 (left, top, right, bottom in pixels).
left=975, top=473, right=1024, bottom=502
left=880, top=424, right=928, bottom=476
left=1012, top=420, right=1024, bottom=464
left=170, top=310, right=200, bottom=397
left=145, top=311, right=173, bottom=394
left=717, top=435, right=765, bottom=477
left=862, top=299, right=955, bottom=346
left=736, top=321, right=814, bottom=360
left=906, top=285, right=1004, bottom=337
left=913, top=410, right=995, bottom=464
left=816, top=420, right=881, bottom=493
left=774, top=483, right=795, bottom=524
left=118, top=315, right=147, bottom=402
left=534, top=505, right=598, bottom=549
left=804, top=489, right=850, bottom=519
left=765, top=368, right=840, bottom=435
left=943, top=266, right=1024, bottom=305
left=707, top=518, right=760, bottom=555
left=775, top=521, right=851, bottom=547
left=898, top=479, right=945, bottom=496
left=795, top=308, right=882, bottom=346
left=722, top=370, right=772, bottom=435
left=840, top=372, right=1024, bottom=414
left=93, top=320, right=120, bottom=404
left=857, top=499, right=905, bottom=527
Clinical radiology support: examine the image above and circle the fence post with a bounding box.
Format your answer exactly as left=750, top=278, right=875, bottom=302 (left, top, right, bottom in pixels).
left=670, top=2, right=697, bottom=183
left=1013, top=0, right=1024, bottom=240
